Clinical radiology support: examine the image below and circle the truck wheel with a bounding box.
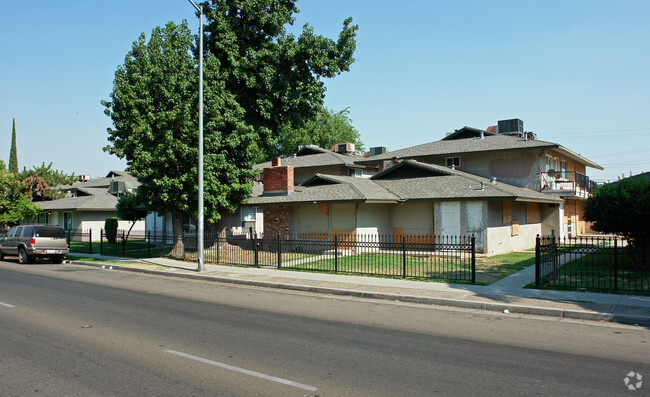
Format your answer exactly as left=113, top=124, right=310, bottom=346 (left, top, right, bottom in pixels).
left=18, top=248, right=33, bottom=264
left=0, top=251, right=4, bottom=261
left=52, top=255, right=64, bottom=264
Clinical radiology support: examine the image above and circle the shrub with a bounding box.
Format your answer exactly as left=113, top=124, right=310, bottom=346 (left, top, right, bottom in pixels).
left=105, top=217, right=118, bottom=244
left=583, top=176, right=650, bottom=270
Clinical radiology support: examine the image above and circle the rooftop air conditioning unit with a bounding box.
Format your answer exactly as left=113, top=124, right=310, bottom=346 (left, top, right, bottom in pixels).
left=369, top=146, right=387, bottom=157
left=334, top=142, right=355, bottom=154
left=109, top=180, right=126, bottom=195
left=497, top=118, right=524, bottom=135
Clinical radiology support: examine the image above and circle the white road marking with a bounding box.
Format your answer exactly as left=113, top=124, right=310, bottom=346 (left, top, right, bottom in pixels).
left=0, top=301, right=14, bottom=307
left=164, top=349, right=318, bottom=392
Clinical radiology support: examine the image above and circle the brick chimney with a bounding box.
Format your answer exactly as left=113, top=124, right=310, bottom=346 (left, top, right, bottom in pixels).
left=263, top=157, right=294, bottom=196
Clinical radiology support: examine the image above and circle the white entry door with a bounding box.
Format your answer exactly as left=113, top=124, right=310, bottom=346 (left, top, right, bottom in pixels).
left=440, top=202, right=461, bottom=237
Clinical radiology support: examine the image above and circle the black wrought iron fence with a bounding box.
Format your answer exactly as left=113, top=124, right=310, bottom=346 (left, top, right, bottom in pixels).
left=170, top=233, right=476, bottom=282
left=67, top=229, right=174, bottom=258
left=535, top=235, right=650, bottom=292
left=68, top=230, right=475, bottom=282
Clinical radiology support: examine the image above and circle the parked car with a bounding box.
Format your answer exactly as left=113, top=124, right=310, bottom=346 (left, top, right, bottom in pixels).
left=0, top=225, right=69, bottom=264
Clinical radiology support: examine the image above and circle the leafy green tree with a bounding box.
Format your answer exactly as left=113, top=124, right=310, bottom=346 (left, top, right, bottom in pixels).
left=583, top=176, right=650, bottom=269
left=9, top=119, right=18, bottom=174
left=274, top=107, right=364, bottom=157
left=116, top=191, right=149, bottom=241
left=201, top=0, right=358, bottom=161
left=103, top=21, right=257, bottom=253
left=103, top=4, right=357, bottom=253
left=0, top=160, right=39, bottom=228
left=20, top=162, right=76, bottom=201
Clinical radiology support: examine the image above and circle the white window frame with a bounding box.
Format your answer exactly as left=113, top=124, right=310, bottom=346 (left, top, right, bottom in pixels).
left=446, top=156, right=460, bottom=168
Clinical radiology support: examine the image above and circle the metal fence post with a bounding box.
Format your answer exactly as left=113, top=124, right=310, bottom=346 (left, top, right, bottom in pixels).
left=334, top=234, right=338, bottom=273
left=182, top=229, right=186, bottom=260
left=277, top=233, right=282, bottom=269
left=100, top=229, right=104, bottom=255
left=614, top=237, right=618, bottom=292
left=471, top=235, right=476, bottom=283
left=254, top=232, right=259, bottom=267
left=89, top=229, right=93, bottom=254
left=216, top=232, right=220, bottom=264
left=551, top=230, right=557, bottom=282
left=148, top=230, right=151, bottom=257
left=535, top=234, right=542, bottom=287
left=535, top=234, right=540, bottom=286
left=402, top=235, right=407, bottom=278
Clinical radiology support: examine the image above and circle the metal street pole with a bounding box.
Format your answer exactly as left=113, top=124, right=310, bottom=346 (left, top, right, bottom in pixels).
left=188, top=0, right=204, bottom=271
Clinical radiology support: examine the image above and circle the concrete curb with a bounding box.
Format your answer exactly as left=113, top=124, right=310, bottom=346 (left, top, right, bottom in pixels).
left=75, top=261, right=650, bottom=327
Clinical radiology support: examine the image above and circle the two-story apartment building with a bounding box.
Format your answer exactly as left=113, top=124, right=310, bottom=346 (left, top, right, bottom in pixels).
left=356, top=119, right=602, bottom=238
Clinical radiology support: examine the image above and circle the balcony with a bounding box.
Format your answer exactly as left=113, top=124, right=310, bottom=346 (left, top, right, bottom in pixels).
left=539, top=170, right=597, bottom=199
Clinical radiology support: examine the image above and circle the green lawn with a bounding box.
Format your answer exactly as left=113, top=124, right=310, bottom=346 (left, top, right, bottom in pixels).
left=474, top=252, right=536, bottom=284
left=542, top=250, right=650, bottom=292
left=281, top=252, right=473, bottom=281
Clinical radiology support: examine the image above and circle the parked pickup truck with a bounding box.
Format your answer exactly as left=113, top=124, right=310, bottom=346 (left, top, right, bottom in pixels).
left=0, top=224, right=69, bottom=264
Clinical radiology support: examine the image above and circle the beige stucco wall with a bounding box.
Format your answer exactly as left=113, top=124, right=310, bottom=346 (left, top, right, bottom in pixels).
left=392, top=202, right=434, bottom=236
left=483, top=200, right=549, bottom=255
left=45, top=210, right=144, bottom=240
left=356, top=203, right=392, bottom=236
left=485, top=223, right=541, bottom=255
left=292, top=204, right=329, bottom=235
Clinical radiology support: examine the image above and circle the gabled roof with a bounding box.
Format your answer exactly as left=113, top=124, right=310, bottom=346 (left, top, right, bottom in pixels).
left=247, top=160, right=563, bottom=206
left=60, top=170, right=139, bottom=191
left=253, top=148, right=366, bottom=171
left=37, top=188, right=119, bottom=211
left=374, top=161, right=562, bottom=203
left=371, top=160, right=452, bottom=180
left=38, top=170, right=138, bottom=212
left=441, top=126, right=496, bottom=141
left=357, top=134, right=602, bottom=170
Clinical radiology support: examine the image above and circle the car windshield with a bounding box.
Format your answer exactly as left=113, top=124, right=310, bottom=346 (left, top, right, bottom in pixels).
left=35, top=227, right=66, bottom=238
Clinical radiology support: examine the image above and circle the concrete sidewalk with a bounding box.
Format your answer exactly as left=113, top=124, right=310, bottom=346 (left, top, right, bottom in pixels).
left=69, top=253, right=650, bottom=327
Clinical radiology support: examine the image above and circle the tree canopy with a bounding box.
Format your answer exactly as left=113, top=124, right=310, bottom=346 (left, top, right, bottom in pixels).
left=103, top=1, right=358, bottom=244
left=116, top=191, right=149, bottom=241
left=583, top=176, right=650, bottom=269
left=274, top=107, right=363, bottom=158
left=201, top=0, right=358, bottom=161
left=103, top=20, right=259, bottom=250
left=20, top=162, right=76, bottom=201
left=0, top=160, right=39, bottom=228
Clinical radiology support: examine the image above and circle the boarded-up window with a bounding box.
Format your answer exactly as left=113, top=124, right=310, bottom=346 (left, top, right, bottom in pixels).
left=511, top=221, right=520, bottom=236
left=526, top=202, right=540, bottom=224
left=502, top=201, right=512, bottom=224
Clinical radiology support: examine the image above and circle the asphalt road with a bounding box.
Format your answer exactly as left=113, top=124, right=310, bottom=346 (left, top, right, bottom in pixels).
left=1, top=261, right=648, bottom=396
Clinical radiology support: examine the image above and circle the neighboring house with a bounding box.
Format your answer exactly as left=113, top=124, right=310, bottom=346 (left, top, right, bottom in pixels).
left=246, top=159, right=563, bottom=255
left=356, top=119, right=603, bottom=239
left=35, top=171, right=145, bottom=237
left=609, top=171, right=650, bottom=186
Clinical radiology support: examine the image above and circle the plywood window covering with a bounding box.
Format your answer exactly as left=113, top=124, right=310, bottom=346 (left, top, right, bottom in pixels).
left=511, top=221, right=520, bottom=236
left=526, top=202, right=540, bottom=224
left=502, top=201, right=512, bottom=224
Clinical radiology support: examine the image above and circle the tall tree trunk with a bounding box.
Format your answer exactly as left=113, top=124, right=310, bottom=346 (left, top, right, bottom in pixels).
left=172, top=212, right=184, bottom=257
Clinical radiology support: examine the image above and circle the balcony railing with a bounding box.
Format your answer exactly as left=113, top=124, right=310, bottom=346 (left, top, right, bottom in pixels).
left=540, top=170, right=596, bottom=198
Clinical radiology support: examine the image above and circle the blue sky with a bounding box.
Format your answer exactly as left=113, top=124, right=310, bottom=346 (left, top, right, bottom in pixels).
left=1, top=0, right=649, bottom=182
